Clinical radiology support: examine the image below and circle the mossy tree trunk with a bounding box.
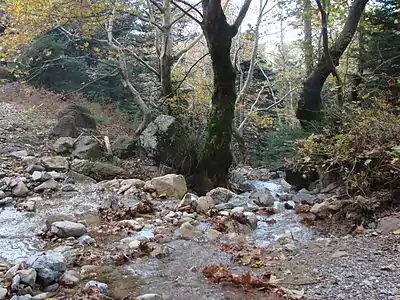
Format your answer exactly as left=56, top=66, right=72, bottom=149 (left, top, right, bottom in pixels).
left=195, top=0, right=252, bottom=192
left=296, top=0, right=369, bottom=126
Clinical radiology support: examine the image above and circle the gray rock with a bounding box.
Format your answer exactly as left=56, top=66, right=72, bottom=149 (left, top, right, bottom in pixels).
left=0, top=197, right=13, bottom=206
left=9, top=150, right=28, bottom=158
left=70, top=159, right=127, bottom=181
left=31, top=171, right=44, bottom=181
left=51, top=221, right=87, bottom=238
left=26, top=164, right=45, bottom=174
left=228, top=195, right=249, bottom=207
left=179, top=222, right=202, bottom=239
left=136, top=294, right=163, bottom=300
left=43, top=283, right=59, bottom=292
left=52, top=245, right=77, bottom=266
left=32, top=293, right=50, bottom=300
left=12, top=181, right=29, bottom=197
left=41, top=156, right=69, bottom=171
left=244, top=212, right=258, bottom=230
left=292, top=192, right=317, bottom=205
left=72, top=135, right=103, bottom=160
left=85, top=280, right=108, bottom=294
left=195, top=196, right=214, bottom=213
left=34, top=178, right=58, bottom=192
left=112, top=136, right=137, bottom=159
left=53, top=137, right=75, bottom=154
left=11, top=274, right=20, bottom=291
left=18, top=268, right=37, bottom=287
left=10, top=295, right=32, bottom=300
left=0, top=190, right=6, bottom=199
left=206, top=187, right=236, bottom=204
left=61, top=184, right=77, bottom=192
left=249, top=189, right=275, bottom=207
left=150, top=245, right=169, bottom=258
left=66, top=170, right=96, bottom=184
left=0, top=288, right=7, bottom=300
left=214, top=202, right=235, bottom=211
left=377, top=216, right=400, bottom=234
left=77, top=235, right=95, bottom=245
left=60, top=270, right=79, bottom=286
left=27, top=252, right=67, bottom=286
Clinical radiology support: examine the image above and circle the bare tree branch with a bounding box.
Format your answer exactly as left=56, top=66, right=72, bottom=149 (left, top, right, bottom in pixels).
left=149, top=0, right=165, bottom=13
left=171, top=0, right=202, bottom=25
left=232, top=0, right=252, bottom=32
left=172, top=33, right=204, bottom=62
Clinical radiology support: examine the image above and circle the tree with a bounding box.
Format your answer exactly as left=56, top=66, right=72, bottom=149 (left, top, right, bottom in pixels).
left=303, top=0, right=314, bottom=76
left=173, top=0, right=252, bottom=191
left=296, top=0, right=369, bottom=125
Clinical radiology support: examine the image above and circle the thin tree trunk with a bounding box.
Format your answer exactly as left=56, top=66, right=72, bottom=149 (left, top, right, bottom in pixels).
left=296, top=0, right=369, bottom=125
left=303, top=0, right=314, bottom=76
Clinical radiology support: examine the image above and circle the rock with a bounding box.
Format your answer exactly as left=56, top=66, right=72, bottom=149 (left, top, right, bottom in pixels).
left=206, top=229, right=222, bottom=241
left=61, top=184, right=77, bottom=192
left=310, top=200, right=342, bottom=218
left=178, top=193, right=198, bottom=208
left=18, top=200, right=36, bottom=211
left=67, top=170, right=96, bottom=184
left=53, top=137, right=75, bottom=154
left=0, top=197, right=13, bottom=206
left=9, top=150, right=28, bottom=158
left=34, top=178, right=58, bottom=192
left=11, top=274, right=20, bottom=291
left=120, top=178, right=146, bottom=189
left=85, top=280, right=108, bottom=294
left=206, top=187, right=236, bottom=204
left=0, top=288, right=7, bottom=300
left=60, top=270, right=79, bottom=286
left=196, top=196, right=214, bottom=213
left=27, top=252, right=67, bottom=286
left=52, top=104, right=96, bottom=138
left=18, top=268, right=37, bottom=287
left=43, top=283, right=59, bottom=292
left=128, top=239, right=141, bottom=249
left=136, top=294, right=163, bottom=300
left=112, top=136, right=137, bottom=158
left=228, top=196, right=249, bottom=208
left=150, top=245, right=169, bottom=258
left=244, top=212, right=258, bottom=229
left=10, top=296, right=32, bottom=300
left=0, top=190, right=5, bottom=199
left=331, top=251, right=348, bottom=258
left=148, top=174, right=187, bottom=199
left=139, top=115, right=192, bottom=170
left=72, top=135, right=103, bottom=160
left=249, top=189, right=275, bottom=207
left=12, top=181, right=29, bottom=197
left=179, top=222, right=202, bottom=239
left=31, top=171, right=44, bottom=181
left=77, top=235, right=96, bottom=245
left=6, top=263, right=20, bottom=279
left=214, top=202, right=234, bottom=211
left=48, top=171, right=64, bottom=180
left=51, top=221, right=87, bottom=238
left=377, top=216, right=400, bottom=234
left=292, top=192, right=317, bottom=205
left=52, top=246, right=77, bottom=266
left=32, top=293, right=50, bottom=300
left=26, top=164, right=45, bottom=174
left=70, top=159, right=127, bottom=181
left=41, top=156, right=69, bottom=171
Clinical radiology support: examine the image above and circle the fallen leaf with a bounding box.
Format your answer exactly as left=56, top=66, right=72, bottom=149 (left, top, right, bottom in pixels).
left=281, top=287, right=305, bottom=299
left=355, top=225, right=365, bottom=234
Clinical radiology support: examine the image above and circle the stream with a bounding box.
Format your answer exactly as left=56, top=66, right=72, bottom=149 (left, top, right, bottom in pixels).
left=0, top=176, right=317, bottom=299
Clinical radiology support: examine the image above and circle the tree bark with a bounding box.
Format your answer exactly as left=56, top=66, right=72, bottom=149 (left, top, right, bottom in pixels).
left=303, top=0, right=314, bottom=76
left=196, top=0, right=251, bottom=192
left=296, top=0, right=369, bottom=125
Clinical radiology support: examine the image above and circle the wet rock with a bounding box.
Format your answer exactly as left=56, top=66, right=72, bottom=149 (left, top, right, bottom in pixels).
left=85, top=280, right=108, bottom=294
left=179, top=222, right=202, bottom=239
left=150, top=245, right=169, bottom=258
left=60, top=270, right=79, bottom=286
left=27, top=252, right=67, bottom=286
left=292, top=192, right=317, bottom=205
left=136, top=294, right=163, bottom=300
left=249, top=189, right=275, bottom=207
left=72, top=135, right=103, bottom=160
left=53, top=137, right=75, bottom=154
left=228, top=196, right=249, bottom=208
left=206, top=187, right=236, bottom=204
left=377, top=216, right=400, bottom=234
left=70, top=159, right=127, bottom=181
left=12, top=181, right=29, bottom=197
left=41, top=156, right=69, bottom=171
left=51, top=221, right=87, bottom=238
left=112, top=136, right=137, bottom=159
left=195, top=196, right=214, bottom=213
left=26, top=164, right=45, bottom=175
left=18, top=268, right=37, bottom=287
left=279, top=178, right=292, bottom=192
left=148, top=174, right=187, bottom=199
left=43, top=283, right=59, bottom=292
left=244, top=212, right=258, bottom=229
left=34, top=178, right=58, bottom=192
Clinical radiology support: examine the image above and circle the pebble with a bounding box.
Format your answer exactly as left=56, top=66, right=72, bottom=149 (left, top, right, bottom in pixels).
left=0, top=288, right=7, bottom=300
left=85, top=280, right=108, bottom=294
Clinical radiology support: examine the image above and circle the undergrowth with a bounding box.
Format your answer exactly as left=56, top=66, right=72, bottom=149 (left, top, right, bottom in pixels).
left=287, top=100, right=400, bottom=195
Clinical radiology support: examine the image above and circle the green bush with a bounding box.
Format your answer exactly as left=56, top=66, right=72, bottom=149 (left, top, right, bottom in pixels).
left=259, top=124, right=310, bottom=169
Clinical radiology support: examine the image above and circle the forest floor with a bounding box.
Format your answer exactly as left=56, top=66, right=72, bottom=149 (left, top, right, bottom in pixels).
left=0, top=83, right=399, bottom=300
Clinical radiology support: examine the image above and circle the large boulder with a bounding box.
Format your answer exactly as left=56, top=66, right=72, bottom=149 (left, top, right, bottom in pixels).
left=146, top=174, right=187, bottom=199
left=53, top=137, right=75, bottom=154
left=112, top=136, right=137, bottom=159
left=27, top=252, right=67, bottom=286
left=52, top=104, right=96, bottom=138
left=139, top=115, right=195, bottom=171
left=206, top=187, right=236, bottom=205
left=72, top=135, right=103, bottom=160
left=70, top=159, right=127, bottom=181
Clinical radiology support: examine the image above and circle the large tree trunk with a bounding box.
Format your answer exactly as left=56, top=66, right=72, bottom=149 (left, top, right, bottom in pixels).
left=296, top=0, right=369, bottom=125
left=198, top=17, right=236, bottom=190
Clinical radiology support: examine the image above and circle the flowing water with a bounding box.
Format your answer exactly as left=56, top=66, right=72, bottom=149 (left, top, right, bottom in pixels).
left=0, top=179, right=316, bottom=299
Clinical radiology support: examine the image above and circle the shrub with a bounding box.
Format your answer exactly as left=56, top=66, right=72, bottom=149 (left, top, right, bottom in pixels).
left=288, top=100, right=400, bottom=195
